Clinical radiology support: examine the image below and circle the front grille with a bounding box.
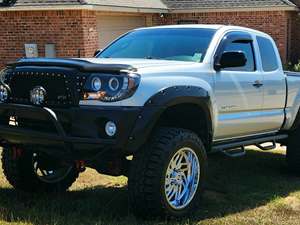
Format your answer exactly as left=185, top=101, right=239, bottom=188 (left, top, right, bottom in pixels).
left=7, top=70, right=75, bottom=107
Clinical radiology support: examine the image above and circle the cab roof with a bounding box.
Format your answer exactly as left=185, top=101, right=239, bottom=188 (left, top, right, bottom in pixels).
left=136, top=24, right=270, bottom=38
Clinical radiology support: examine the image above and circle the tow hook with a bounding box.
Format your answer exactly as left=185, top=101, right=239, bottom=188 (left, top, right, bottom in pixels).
left=75, top=160, right=86, bottom=173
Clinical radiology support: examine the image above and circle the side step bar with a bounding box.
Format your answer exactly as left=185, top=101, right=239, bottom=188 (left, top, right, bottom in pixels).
left=212, top=134, right=288, bottom=154
left=222, top=146, right=246, bottom=158
left=255, top=141, right=276, bottom=151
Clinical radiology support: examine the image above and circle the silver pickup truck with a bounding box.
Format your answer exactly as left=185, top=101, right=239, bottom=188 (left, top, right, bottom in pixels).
left=0, top=25, right=300, bottom=218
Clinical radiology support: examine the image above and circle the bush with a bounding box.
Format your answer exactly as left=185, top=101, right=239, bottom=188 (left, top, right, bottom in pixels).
left=294, top=61, right=300, bottom=72
left=284, top=60, right=300, bottom=72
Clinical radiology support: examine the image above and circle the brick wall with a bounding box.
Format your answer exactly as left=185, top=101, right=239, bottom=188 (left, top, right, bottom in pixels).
left=1, top=9, right=298, bottom=68
left=153, top=11, right=292, bottom=63
left=290, top=12, right=300, bottom=63
left=0, top=10, right=98, bottom=68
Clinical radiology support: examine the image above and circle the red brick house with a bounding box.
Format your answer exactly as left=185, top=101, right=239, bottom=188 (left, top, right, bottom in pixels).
left=0, top=0, right=299, bottom=68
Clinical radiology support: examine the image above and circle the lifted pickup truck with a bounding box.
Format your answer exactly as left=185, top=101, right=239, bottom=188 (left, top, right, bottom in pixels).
left=0, top=25, right=300, bottom=218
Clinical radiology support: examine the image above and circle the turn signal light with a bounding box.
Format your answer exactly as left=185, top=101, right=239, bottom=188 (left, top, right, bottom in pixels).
left=83, top=91, right=106, bottom=100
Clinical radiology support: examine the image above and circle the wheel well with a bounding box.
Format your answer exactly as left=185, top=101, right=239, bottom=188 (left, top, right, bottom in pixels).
left=154, top=103, right=212, bottom=151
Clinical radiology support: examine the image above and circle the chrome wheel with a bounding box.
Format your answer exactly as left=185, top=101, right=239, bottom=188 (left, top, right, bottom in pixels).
left=32, top=153, right=73, bottom=183
left=164, top=147, right=200, bottom=210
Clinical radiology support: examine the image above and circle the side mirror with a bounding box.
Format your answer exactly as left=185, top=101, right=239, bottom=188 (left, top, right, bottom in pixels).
left=94, top=49, right=102, bottom=57
left=214, top=51, right=247, bottom=71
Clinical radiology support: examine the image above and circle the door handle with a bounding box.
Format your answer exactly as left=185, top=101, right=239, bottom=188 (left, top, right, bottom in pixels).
left=252, top=80, right=263, bottom=88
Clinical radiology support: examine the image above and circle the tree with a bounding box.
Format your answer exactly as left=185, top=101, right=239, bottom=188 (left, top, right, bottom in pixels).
left=0, top=0, right=17, bottom=7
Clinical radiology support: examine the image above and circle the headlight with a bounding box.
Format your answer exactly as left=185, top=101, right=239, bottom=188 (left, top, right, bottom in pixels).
left=91, top=77, right=102, bottom=91
left=82, top=72, right=140, bottom=102
left=108, top=77, right=120, bottom=91
left=0, top=84, right=9, bottom=103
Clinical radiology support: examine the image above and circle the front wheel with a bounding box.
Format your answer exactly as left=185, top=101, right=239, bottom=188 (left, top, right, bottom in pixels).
left=128, top=127, right=207, bottom=218
left=2, top=147, right=79, bottom=192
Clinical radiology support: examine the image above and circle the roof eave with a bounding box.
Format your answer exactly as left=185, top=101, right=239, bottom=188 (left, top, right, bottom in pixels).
left=170, top=6, right=298, bottom=13
left=0, top=4, right=168, bottom=13
left=0, top=4, right=296, bottom=13
left=91, top=4, right=168, bottom=13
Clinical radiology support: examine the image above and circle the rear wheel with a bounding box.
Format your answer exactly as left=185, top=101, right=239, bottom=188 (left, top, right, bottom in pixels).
left=287, top=128, right=300, bottom=173
left=128, top=127, right=207, bottom=218
left=2, top=147, right=79, bottom=192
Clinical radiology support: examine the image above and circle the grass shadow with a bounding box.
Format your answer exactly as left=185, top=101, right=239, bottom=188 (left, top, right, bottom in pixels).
left=0, top=149, right=299, bottom=224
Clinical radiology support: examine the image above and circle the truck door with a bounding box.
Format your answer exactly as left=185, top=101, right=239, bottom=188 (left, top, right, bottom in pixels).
left=214, top=31, right=265, bottom=140
left=256, top=36, right=286, bottom=132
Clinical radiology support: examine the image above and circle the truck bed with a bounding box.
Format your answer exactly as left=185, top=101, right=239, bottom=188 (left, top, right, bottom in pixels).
left=285, top=71, right=300, bottom=76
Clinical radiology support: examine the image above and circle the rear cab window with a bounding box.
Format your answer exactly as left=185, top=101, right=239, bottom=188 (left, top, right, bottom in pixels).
left=256, top=36, right=279, bottom=72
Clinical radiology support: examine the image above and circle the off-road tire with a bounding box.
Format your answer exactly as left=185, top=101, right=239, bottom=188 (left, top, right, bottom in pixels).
left=287, top=128, right=300, bottom=173
left=128, top=127, right=207, bottom=218
left=2, top=147, right=79, bottom=192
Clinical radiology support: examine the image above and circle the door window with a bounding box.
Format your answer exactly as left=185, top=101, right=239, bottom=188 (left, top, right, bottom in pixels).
left=223, top=41, right=256, bottom=72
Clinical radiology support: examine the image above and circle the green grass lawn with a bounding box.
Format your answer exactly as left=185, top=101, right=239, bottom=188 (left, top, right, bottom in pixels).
left=0, top=147, right=299, bottom=225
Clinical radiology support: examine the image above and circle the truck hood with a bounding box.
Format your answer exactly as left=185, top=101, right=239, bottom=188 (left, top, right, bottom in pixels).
left=9, top=58, right=197, bottom=73
left=82, top=58, right=197, bottom=70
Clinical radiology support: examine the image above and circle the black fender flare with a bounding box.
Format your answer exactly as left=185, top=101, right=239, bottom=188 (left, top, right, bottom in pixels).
left=125, top=86, right=213, bottom=153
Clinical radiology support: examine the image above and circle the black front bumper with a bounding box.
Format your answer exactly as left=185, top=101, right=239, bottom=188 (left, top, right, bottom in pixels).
left=0, top=103, right=144, bottom=159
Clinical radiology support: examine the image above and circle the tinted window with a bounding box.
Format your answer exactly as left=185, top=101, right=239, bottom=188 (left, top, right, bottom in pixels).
left=257, top=36, right=279, bottom=72
left=98, top=28, right=216, bottom=62
left=223, top=41, right=255, bottom=72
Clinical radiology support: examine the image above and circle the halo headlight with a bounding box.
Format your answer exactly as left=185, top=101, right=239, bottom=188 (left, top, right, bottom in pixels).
left=91, top=77, right=102, bottom=91
left=83, top=72, right=140, bottom=102
left=108, top=77, right=120, bottom=91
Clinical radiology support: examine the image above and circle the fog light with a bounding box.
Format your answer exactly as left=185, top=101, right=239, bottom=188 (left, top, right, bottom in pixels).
left=0, top=84, right=8, bottom=103
left=105, top=121, right=117, bottom=137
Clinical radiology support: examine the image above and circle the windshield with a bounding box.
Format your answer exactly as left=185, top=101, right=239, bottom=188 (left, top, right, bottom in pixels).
left=98, top=28, right=216, bottom=63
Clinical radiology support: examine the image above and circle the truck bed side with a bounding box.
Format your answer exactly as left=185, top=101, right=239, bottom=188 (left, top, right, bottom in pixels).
left=282, top=71, right=300, bottom=130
